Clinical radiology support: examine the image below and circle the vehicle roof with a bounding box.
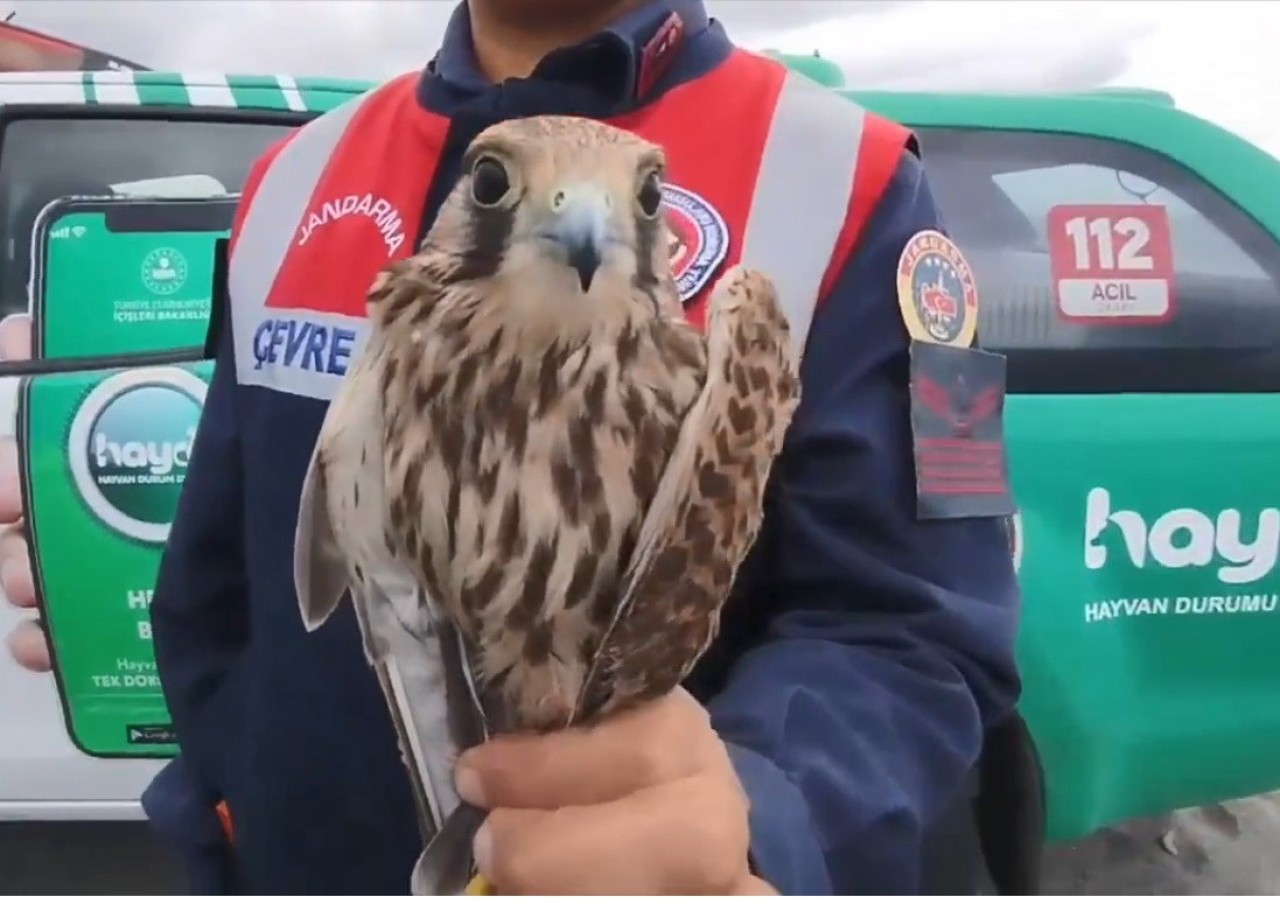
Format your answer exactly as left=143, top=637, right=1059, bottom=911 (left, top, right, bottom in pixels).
left=0, top=66, right=1181, bottom=115
left=0, top=70, right=371, bottom=113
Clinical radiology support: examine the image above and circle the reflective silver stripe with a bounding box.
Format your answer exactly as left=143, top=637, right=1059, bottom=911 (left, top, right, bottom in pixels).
left=238, top=307, right=368, bottom=400
left=739, top=70, right=867, bottom=359
left=230, top=88, right=375, bottom=400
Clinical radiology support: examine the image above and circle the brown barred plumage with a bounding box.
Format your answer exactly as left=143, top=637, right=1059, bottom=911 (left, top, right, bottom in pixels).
left=293, top=115, right=800, bottom=893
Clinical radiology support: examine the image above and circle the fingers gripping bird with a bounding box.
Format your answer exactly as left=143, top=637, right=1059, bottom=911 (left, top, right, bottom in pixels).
left=293, top=115, right=801, bottom=895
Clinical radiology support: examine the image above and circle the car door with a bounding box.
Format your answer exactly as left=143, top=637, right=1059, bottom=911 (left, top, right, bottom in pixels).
left=855, top=90, right=1280, bottom=841
left=0, top=99, right=316, bottom=819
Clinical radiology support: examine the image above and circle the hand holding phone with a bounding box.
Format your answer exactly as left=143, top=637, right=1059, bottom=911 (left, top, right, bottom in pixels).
left=11, top=194, right=231, bottom=755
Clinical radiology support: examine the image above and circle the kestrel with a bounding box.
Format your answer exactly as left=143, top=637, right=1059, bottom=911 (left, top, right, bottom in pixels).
left=293, top=115, right=800, bottom=894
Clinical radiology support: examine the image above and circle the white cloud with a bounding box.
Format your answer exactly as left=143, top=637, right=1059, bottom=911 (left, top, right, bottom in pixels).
left=5, top=0, right=1279, bottom=154
left=758, top=0, right=1280, bottom=157
left=1108, top=2, right=1280, bottom=158
left=4, top=0, right=888, bottom=77
left=6, top=0, right=446, bottom=77
left=759, top=0, right=1152, bottom=89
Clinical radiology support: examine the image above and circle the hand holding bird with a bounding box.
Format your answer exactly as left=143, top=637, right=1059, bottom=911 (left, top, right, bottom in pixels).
left=455, top=689, right=774, bottom=895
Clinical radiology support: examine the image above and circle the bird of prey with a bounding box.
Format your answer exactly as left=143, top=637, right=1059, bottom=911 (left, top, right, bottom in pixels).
left=293, top=114, right=800, bottom=895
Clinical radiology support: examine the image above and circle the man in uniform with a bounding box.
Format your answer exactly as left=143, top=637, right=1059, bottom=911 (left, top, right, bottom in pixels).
left=2, top=0, right=1021, bottom=895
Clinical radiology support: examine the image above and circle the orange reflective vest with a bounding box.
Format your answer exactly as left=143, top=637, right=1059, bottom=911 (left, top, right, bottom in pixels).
left=227, top=51, right=913, bottom=402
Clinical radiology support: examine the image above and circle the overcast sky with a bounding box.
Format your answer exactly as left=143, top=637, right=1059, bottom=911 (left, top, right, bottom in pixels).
left=8, top=0, right=1279, bottom=155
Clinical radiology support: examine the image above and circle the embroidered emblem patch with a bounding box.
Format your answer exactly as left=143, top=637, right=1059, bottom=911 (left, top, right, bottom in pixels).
left=908, top=339, right=1014, bottom=521
left=895, top=229, right=979, bottom=348
left=662, top=183, right=729, bottom=305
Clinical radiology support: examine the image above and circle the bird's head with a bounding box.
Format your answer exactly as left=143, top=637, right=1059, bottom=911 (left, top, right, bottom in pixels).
left=427, top=116, right=678, bottom=327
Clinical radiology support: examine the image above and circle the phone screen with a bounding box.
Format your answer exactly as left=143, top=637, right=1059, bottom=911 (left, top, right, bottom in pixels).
left=30, top=195, right=236, bottom=359
left=17, top=194, right=231, bottom=757
left=17, top=360, right=212, bottom=758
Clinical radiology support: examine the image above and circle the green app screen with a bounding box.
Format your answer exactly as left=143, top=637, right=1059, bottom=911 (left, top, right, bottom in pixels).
left=35, top=207, right=228, bottom=358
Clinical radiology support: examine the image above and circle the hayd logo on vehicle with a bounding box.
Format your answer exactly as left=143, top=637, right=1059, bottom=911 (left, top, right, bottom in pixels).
left=67, top=368, right=207, bottom=545
left=297, top=193, right=407, bottom=257
left=1081, top=486, right=1278, bottom=624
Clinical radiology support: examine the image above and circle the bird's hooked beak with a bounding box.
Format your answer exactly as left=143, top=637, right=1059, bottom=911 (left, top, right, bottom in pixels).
left=546, top=184, right=611, bottom=292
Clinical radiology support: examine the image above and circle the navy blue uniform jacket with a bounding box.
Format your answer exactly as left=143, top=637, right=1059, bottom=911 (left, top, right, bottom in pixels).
left=145, top=0, right=1021, bottom=895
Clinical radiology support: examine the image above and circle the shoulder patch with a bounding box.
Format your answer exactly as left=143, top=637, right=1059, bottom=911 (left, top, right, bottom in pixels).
left=895, top=229, right=979, bottom=348
left=908, top=340, right=1014, bottom=521
left=898, top=229, right=1013, bottom=520
left=662, top=183, right=729, bottom=305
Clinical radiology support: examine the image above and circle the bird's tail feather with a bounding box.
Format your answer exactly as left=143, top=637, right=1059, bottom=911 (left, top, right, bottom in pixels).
left=411, top=801, right=490, bottom=896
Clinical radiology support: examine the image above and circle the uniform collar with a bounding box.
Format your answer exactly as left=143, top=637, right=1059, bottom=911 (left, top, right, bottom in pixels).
left=430, top=0, right=712, bottom=103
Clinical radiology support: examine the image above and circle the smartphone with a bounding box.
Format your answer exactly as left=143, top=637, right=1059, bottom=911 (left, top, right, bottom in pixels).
left=16, top=194, right=232, bottom=757
left=29, top=194, right=236, bottom=360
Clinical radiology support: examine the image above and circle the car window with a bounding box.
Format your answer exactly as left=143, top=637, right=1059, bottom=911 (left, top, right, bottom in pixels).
left=0, top=116, right=294, bottom=318
left=992, top=165, right=1266, bottom=280
left=916, top=127, right=1280, bottom=393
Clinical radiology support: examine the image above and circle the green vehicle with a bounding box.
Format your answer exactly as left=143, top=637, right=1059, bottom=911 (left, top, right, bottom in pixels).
left=0, top=62, right=1276, bottom=876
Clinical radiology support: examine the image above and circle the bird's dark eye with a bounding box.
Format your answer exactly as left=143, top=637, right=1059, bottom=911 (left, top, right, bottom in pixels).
left=471, top=156, right=510, bottom=207
left=637, top=170, right=663, bottom=218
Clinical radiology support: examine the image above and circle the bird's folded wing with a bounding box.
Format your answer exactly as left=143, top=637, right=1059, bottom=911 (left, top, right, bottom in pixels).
left=400, top=608, right=490, bottom=895
left=575, top=267, right=800, bottom=720
left=350, top=578, right=489, bottom=896
left=359, top=577, right=459, bottom=830
left=294, top=425, right=487, bottom=893
left=294, top=440, right=349, bottom=632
